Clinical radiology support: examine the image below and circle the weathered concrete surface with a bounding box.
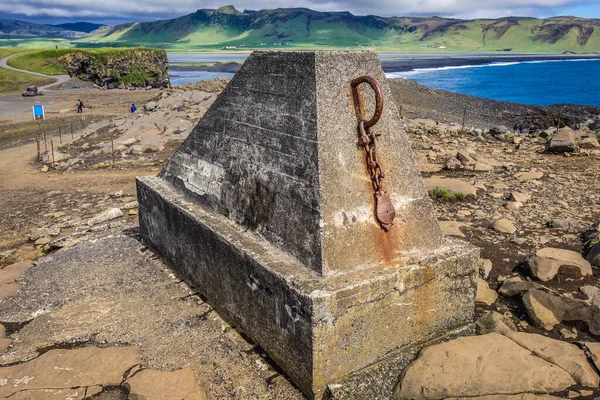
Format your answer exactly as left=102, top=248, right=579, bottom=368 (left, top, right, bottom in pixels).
left=159, top=51, right=443, bottom=276
left=139, top=50, right=478, bottom=399
left=138, top=176, right=478, bottom=399
left=0, top=234, right=305, bottom=399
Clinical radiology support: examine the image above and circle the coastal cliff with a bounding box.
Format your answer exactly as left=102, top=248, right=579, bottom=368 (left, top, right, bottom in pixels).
left=58, top=49, right=170, bottom=88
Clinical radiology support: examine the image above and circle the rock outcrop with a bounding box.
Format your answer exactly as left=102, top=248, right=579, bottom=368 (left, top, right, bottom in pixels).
left=58, top=49, right=170, bottom=88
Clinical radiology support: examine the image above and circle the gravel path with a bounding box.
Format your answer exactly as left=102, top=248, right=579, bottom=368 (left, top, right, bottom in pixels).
left=0, top=52, right=71, bottom=90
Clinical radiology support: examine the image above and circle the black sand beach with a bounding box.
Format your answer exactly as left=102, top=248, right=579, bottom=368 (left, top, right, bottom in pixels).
left=168, top=54, right=600, bottom=74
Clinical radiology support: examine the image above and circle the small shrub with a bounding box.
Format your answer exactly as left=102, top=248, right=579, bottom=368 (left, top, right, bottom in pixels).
left=428, top=188, right=466, bottom=202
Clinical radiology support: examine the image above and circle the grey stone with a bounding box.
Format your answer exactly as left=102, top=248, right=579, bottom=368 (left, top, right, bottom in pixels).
left=137, top=50, right=478, bottom=400
left=475, top=310, right=517, bottom=334
left=545, top=128, right=577, bottom=153
left=498, top=277, right=544, bottom=297
left=586, top=242, right=600, bottom=266
left=29, top=226, right=60, bottom=241
left=479, top=258, right=492, bottom=279
left=547, top=219, right=570, bottom=229
left=144, top=101, right=158, bottom=111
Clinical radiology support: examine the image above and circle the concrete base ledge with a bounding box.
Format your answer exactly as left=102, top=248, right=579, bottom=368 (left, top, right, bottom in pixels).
left=137, top=176, right=479, bottom=399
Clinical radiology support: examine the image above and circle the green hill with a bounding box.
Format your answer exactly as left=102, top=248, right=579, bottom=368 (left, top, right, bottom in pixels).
left=77, top=6, right=600, bottom=53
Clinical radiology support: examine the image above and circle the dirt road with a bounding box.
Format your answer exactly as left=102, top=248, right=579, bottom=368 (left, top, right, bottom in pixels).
left=0, top=52, right=71, bottom=90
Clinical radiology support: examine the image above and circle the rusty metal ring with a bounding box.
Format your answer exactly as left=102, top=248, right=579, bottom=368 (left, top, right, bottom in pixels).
left=351, top=75, right=384, bottom=129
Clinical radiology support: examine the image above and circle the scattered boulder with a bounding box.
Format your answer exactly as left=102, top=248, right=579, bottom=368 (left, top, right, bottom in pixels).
left=522, top=289, right=600, bottom=334
left=144, top=101, right=158, bottom=111
left=498, top=277, right=544, bottom=297
left=394, top=333, right=576, bottom=399
left=505, top=201, right=523, bottom=212
left=493, top=218, right=516, bottom=234
left=547, top=219, right=570, bottom=229
left=545, top=128, right=577, bottom=153
left=527, top=247, right=592, bottom=281
left=479, top=258, right=493, bottom=279
left=475, top=310, right=516, bottom=334
left=476, top=278, right=498, bottom=305
left=489, top=125, right=508, bottom=135
left=510, top=192, right=531, bottom=203
left=578, top=136, right=600, bottom=149
left=585, top=242, right=600, bottom=266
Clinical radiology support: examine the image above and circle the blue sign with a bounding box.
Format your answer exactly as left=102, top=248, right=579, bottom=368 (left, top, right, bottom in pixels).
left=33, top=105, right=44, bottom=120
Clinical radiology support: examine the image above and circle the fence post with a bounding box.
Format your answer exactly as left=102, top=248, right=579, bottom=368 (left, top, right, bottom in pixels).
left=462, top=109, right=467, bottom=131
left=51, top=140, right=55, bottom=168
left=43, top=130, right=48, bottom=152
left=59, top=127, right=62, bottom=145
left=71, top=123, right=74, bottom=139
left=36, top=137, right=41, bottom=162
left=399, top=105, right=403, bottom=119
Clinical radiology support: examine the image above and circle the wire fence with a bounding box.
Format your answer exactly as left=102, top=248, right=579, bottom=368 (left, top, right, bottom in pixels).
left=35, top=115, right=104, bottom=168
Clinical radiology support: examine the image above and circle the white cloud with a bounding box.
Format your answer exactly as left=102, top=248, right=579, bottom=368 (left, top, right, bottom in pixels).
left=0, top=0, right=597, bottom=20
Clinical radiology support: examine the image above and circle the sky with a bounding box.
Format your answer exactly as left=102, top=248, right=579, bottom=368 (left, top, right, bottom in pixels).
left=1, top=0, right=600, bottom=25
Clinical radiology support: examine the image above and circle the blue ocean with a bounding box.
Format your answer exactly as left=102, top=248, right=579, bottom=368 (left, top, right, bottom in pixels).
left=167, top=54, right=600, bottom=107
left=388, top=59, right=600, bottom=107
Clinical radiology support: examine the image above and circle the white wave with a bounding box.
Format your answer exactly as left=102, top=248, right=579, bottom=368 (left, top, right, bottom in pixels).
left=386, top=57, right=599, bottom=78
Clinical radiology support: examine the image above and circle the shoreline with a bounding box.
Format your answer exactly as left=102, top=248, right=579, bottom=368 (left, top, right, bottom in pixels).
left=168, top=54, right=600, bottom=74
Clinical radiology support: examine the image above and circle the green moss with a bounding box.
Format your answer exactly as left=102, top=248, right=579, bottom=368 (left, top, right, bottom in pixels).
left=90, top=163, right=110, bottom=169
left=429, top=188, right=466, bottom=202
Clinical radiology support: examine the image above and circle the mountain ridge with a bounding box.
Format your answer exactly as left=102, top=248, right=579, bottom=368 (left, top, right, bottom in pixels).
left=5, top=6, right=600, bottom=53
left=77, top=6, right=600, bottom=52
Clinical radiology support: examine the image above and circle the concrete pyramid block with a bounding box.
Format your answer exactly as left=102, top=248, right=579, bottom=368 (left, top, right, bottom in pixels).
left=137, top=51, right=478, bottom=399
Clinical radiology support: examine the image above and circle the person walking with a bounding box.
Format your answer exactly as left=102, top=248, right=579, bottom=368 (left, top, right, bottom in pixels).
left=76, top=99, right=83, bottom=113
left=130, top=104, right=137, bottom=113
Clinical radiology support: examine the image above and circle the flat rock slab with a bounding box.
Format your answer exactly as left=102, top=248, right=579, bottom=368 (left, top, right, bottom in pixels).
left=0, top=260, right=33, bottom=286
left=394, top=333, right=576, bottom=399
left=515, top=171, right=544, bottom=181
left=0, top=346, right=141, bottom=397
left=438, top=221, right=470, bottom=237
left=503, top=331, right=599, bottom=387
left=0, top=235, right=303, bottom=399
left=424, top=177, right=477, bottom=197
left=126, top=368, right=207, bottom=400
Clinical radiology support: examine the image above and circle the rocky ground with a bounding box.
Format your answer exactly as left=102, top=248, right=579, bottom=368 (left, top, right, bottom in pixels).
left=0, top=78, right=599, bottom=399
